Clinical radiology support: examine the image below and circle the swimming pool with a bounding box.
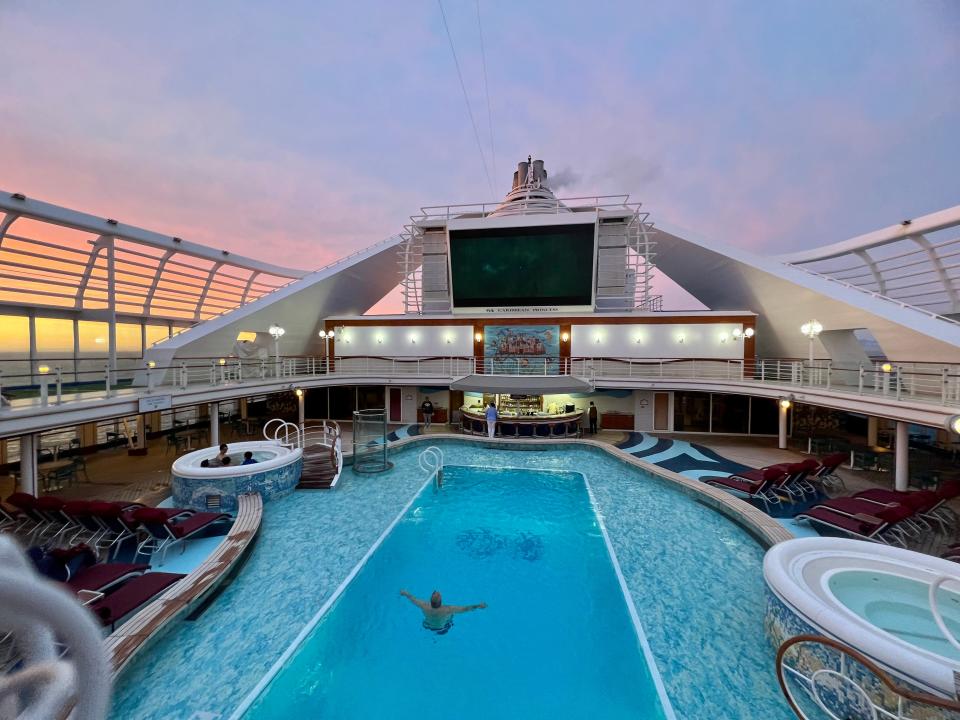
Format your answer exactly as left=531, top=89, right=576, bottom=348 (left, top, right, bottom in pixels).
left=241, top=465, right=671, bottom=718
left=110, top=439, right=794, bottom=720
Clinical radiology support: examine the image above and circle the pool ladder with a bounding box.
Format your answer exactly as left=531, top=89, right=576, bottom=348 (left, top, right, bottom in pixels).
left=419, top=446, right=443, bottom=489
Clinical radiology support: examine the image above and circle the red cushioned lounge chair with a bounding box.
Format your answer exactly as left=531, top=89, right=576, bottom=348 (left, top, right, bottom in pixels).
left=703, top=466, right=788, bottom=511
left=132, top=507, right=230, bottom=565
left=795, top=501, right=916, bottom=546
left=66, top=561, right=151, bottom=595
left=89, top=571, right=185, bottom=630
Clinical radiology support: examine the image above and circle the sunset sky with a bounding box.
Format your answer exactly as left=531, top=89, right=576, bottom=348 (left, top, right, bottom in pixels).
left=1, top=1, right=958, bottom=309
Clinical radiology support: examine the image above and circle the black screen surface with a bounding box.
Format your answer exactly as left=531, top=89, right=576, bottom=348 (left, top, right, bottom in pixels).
left=449, top=223, right=595, bottom=307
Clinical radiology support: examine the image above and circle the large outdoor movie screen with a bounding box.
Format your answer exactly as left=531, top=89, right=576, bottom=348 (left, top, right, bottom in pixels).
left=449, top=223, right=595, bottom=307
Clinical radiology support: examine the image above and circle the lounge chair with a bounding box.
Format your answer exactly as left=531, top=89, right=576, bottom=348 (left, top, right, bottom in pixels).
left=28, top=544, right=150, bottom=593
left=89, top=571, right=185, bottom=630
left=703, top=467, right=789, bottom=511
left=0, top=501, right=26, bottom=534
left=807, top=452, right=847, bottom=492
left=854, top=481, right=959, bottom=534
left=132, top=508, right=230, bottom=564
left=795, top=501, right=916, bottom=546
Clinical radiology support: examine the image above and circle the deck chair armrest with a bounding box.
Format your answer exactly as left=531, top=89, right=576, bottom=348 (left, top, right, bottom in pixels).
left=76, top=589, right=105, bottom=606
left=852, top=512, right=883, bottom=524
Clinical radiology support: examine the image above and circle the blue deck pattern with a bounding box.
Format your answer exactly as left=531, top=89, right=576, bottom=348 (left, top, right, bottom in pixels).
left=614, top=432, right=752, bottom=480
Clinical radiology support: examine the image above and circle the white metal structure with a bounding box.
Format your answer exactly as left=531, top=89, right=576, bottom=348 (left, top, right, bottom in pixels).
left=782, top=206, right=960, bottom=320
left=418, top=446, right=444, bottom=489
left=398, top=157, right=657, bottom=314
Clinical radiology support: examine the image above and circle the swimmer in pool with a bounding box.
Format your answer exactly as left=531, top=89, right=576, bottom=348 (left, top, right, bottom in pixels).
left=399, top=589, right=486, bottom=634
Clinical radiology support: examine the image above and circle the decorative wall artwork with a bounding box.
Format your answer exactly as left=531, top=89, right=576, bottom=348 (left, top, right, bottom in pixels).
left=484, top=325, right=560, bottom=374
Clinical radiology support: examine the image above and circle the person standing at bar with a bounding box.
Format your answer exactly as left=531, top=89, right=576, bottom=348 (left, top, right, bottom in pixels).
left=485, top=402, right=498, bottom=438
left=588, top=401, right=598, bottom=434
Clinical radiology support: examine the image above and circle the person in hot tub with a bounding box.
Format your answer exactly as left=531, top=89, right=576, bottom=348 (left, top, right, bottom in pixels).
left=215, top=444, right=229, bottom=463
left=399, top=589, right=486, bottom=634
left=241, top=451, right=257, bottom=465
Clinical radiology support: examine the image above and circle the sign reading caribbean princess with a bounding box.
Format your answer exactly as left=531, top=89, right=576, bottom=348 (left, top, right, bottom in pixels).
left=484, top=325, right=560, bottom=374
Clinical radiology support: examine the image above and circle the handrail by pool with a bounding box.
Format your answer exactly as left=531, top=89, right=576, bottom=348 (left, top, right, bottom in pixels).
left=419, top=446, right=443, bottom=489
left=776, top=634, right=960, bottom=718
left=929, top=576, right=960, bottom=654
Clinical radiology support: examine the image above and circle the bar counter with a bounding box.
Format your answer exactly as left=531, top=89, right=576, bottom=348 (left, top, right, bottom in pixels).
left=459, top=406, right=584, bottom=438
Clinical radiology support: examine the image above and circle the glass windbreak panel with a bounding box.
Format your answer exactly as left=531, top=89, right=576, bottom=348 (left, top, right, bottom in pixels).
left=77, top=321, right=109, bottom=354
left=145, top=324, right=170, bottom=347
left=710, top=394, right=749, bottom=434
left=0, top=315, right=29, bottom=357
left=749, top=398, right=779, bottom=435
left=34, top=317, right=74, bottom=356
left=116, top=323, right=142, bottom=355
left=357, top=385, right=385, bottom=411
left=673, top=391, right=710, bottom=432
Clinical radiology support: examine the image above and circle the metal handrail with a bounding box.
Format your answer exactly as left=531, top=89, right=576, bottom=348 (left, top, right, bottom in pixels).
left=776, top=634, right=960, bottom=719
left=419, top=446, right=443, bottom=489
left=928, top=576, right=960, bottom=653
left=263, top=418, right=301, bottom=448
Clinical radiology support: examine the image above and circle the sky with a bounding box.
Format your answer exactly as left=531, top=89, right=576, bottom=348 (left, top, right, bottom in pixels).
left=1, top=1, right=958, bottom=310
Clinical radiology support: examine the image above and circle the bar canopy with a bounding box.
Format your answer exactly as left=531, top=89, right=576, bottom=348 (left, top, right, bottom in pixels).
left=449, top=375, right=594, bottom=394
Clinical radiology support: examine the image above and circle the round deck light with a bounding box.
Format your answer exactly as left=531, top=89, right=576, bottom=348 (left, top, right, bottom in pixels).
left=37, top=364, right=50, bottom=374
left=474, top=332, right=483, bottom=343
left=800, top=320, right=823, bottom=339
left=294, top=388, right=303, bottom=397
left=947, top=415, right=960, bottom=435
left=146, top=360, right=156, bottom=369
left=779, top=399, right=792, bottom=409
left=880, top=362, right=893, bottom=373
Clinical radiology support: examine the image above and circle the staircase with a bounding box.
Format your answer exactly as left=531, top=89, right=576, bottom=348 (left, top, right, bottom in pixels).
left=298, top=443, right=339, bottom=489
left=297, top=421, right=343, bottom=489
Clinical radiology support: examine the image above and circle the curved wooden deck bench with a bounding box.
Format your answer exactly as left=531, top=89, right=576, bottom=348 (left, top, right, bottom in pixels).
left=104, top=492, right=263, bottom=678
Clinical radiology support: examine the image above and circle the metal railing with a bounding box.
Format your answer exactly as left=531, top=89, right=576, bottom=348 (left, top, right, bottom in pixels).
left=776, top=634, right=960, bottom=719
left=419, top=446, right=443, bottom=489
left=2, top=354, right=959, bottom=415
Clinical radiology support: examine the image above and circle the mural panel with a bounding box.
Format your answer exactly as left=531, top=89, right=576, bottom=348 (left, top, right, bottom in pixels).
left=484, top=325, right=560, bottom=374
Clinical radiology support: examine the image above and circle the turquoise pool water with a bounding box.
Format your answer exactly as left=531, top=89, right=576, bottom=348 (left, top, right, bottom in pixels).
left=110, top=440, right=793, bottom=720
left=829, top=570, right=960, bottom=661
left=244, top=465, right=670, bottom=719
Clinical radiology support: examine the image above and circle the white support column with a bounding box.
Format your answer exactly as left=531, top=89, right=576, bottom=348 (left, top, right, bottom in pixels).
left=867, top=416, right=879, bottom=447
left=106, top=238, right=117, bottom=377
left=778, top=402, right=789, bottom=449
left=19, top=434, right=38, bottom=496
left=298, top=391, right=305, bottom=429
left=895, top=421, right=909, bottom=491
left=209, top=401, right=220, bottom=448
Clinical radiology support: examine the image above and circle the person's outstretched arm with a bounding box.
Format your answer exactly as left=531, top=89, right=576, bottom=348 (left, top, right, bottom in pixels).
left=449, top=602, right=487, bottom=614
left=399, top=589, right=429, bottom=611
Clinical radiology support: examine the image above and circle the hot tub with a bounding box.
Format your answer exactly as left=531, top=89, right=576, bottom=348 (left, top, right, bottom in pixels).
left=171, top=440, right=303, bottom=512
left=764, top=536, right=960, bottom=700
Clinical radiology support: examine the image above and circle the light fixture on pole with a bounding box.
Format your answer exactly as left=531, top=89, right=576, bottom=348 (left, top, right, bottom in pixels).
left=37, top=364, right=50, bottom=407
left=800, top=320, right=823, bottom=364
left=269, top=324, right=285, bottom=377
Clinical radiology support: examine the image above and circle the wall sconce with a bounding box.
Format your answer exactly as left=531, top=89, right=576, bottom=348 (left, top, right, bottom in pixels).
left=744, top=328, right=755, bottom=338
left=676, top=334, right=685, bottom=344
left=410, top=338, right=417, bottom=345
left=294, top=388, right=304, bottom=397
left=561, top=332, right=569, bottom=342
left=146, top=360, right=156, bottom=369
left=445, top=336, right=453, bottom=344
left=635, top=336, right=643, bottom=344
left=946, top=415, right=960, bottom=435
left=474, top=332, right=483, bottom=343
left=731, top=328, right=743, bottom=340
left=719, top=333, right=728, bottom=343
left=594, top=335, right=602, bottom=344
left=376, top=335, right=383, bottom=344
left=779, top=399, right=792, bottom=409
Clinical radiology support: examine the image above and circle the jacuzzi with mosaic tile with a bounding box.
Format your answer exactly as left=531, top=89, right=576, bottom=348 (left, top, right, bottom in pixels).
left=764, top=537, right=960, bottom=717
left=113, top=438, right=798, bottom=720
left=171, top=440, right=303, bottom=512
